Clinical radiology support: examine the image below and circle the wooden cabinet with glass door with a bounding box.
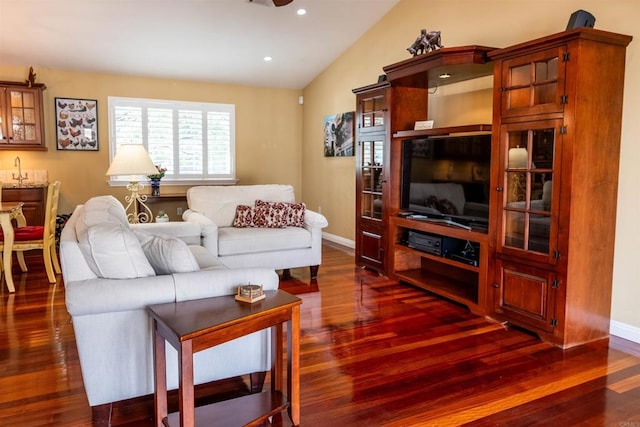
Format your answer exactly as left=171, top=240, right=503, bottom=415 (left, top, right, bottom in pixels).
left=353, top=82, right=428, bottom=274
left=353, top=83, right=389, bottom=273
left=488, top=28, right=632, bottom=347
left=0, top=82, right=47, bottom=150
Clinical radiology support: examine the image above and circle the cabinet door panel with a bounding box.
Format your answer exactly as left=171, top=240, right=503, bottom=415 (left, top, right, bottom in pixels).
left=500, top=47, right=566, bottom=117
left=494, top=260, right=556, bottom=333
left=497, top=120, right=561, bottom=265
left=359, top=231, right=384, bottom=268
left=1, top=85, right=45, bottom=148
left=355, top=86, right=389, bottom=274
left=358, top=137, right=385, bottom=221
left=358, top=91, right=387, bottom=134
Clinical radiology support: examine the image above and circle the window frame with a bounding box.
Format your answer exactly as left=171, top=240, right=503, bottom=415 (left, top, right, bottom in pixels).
left=107, top=96, right=237, bottom=186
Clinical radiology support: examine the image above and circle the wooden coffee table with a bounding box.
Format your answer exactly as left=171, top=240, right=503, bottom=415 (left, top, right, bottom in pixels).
left=148, top=290, right=301, bottom=427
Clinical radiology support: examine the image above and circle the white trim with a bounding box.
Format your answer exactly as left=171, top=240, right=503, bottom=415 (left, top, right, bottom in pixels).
left=322, top=232, right=355, bottom=249
left=106, top=178, right=238, bottom=187
left=610, top=320, right=640, bottom=344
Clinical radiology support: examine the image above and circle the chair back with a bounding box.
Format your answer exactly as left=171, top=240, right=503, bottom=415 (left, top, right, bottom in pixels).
left=44, top=181, right=61, bottom=238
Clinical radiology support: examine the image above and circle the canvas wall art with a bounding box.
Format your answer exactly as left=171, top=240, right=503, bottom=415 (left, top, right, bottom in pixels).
left=324, top=111, right=354, bottom=157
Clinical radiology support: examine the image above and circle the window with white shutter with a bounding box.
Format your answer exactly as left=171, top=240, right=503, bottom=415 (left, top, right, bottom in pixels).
left=107, top=96, right=235, bottom=184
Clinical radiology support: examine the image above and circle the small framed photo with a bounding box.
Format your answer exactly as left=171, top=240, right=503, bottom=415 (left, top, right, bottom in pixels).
left=414, top=120, right=434, bottom=131
left=55, top=97, right=98, bottom=150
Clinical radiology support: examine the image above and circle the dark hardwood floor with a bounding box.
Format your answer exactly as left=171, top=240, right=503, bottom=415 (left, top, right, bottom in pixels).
left=1, top=243, right=639, bottom=426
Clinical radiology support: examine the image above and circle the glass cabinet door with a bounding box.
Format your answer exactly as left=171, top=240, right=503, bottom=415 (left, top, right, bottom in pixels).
left=500, top=47, right=566, bottom=118
left=358, top=137, right=385, bottom=220
left=359, top=92, right=386, bottom=134
left=498, top=119, right=561, bottom=264
left=4, top=87, right=42, bottom=146
left=0, top=89, right=6, bottom=143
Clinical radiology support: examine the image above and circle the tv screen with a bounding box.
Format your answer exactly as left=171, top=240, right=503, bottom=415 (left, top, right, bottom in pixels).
left=400, top=134, right=491, bottom=230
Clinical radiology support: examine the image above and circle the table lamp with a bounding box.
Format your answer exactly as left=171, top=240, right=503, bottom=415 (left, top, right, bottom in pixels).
left=106, top=144, right=158, bottom=223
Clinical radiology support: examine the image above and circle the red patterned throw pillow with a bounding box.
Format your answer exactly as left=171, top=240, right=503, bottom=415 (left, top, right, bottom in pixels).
left=254, top=201, right=288, bottom=228
left=255, top=200, right=306, bottom=227
left=287, top=202, right=306, bottom=227
left=233, top=205, right=256, bottom=227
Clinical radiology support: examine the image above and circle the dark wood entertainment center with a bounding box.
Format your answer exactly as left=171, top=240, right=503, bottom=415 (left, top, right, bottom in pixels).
left=353, top=28, right=632, bottom=348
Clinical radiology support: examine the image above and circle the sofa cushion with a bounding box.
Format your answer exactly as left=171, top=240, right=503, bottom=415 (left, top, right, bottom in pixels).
left=233, top=205, right=257, bottom=228
left=218, top=226, right=311, bottom=256
left=255, top=200, right=305, bottom=227
left=75, top=195, right=130, bottom=239
left=187, top=185, right=295, bottom=227
left=254, top=201, right=288, bottom=228
left=78, top=223, right=156, bottom=279
left=287, top=202, right=306, bottom=227
left=134, top=231, right=200, bottom=275
left=187, top=245, right=225, bottom=270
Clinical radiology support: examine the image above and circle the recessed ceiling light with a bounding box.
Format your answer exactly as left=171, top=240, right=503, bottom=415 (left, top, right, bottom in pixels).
left=439, top=73, right=452, bottom=79
left=297, top=8, right=306, bottom=15
left=264, top=56, right=272, bottom=62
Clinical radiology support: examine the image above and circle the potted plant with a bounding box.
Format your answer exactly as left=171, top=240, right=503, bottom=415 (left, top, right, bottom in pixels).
left=148, top=165, right=167, bottom=196
left=155, top=210, right=169, bottom=223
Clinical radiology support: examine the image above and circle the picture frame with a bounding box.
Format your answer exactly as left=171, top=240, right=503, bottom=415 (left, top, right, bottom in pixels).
left=55, top=97, right=98, bottom=150
left=323, top=111, right=354, bottom=157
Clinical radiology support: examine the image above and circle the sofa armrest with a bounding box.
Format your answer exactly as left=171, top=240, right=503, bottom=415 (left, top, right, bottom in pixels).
left=173, top=268, right=279, bottom=302
left=65, top=267, right=279, bottom=317
left=183, top=209, right=219, bottom=256
left=65, top=275, right=176, bottom=316
left=304, top=210, right=328, bottom=229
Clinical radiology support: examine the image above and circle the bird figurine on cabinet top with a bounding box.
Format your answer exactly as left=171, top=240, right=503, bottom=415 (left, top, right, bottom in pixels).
left=407, top=29, right=443, bottom=56
left=26, top=67, right=37, bottom=87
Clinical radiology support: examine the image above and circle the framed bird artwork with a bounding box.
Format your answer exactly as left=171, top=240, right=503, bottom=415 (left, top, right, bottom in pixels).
left=55, top=97, right=98, bottom=150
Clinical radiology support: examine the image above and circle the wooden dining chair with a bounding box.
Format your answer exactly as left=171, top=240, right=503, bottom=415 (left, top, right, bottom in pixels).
left=0, top=181, right=62, bottom=284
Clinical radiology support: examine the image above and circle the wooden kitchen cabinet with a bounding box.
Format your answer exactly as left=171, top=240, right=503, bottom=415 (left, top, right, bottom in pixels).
left=3, top=186, right=46, bottom=225
left=0, top=82, right=47, bottom=150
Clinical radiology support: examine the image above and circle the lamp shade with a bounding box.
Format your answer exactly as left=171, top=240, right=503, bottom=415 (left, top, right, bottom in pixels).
left=508, top=147, right=528, bottom=169
left=106, top=144, right=158, bottom=178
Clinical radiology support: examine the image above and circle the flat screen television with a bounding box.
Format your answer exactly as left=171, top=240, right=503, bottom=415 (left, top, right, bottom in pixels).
left=400, top=133, right=492, bottom=232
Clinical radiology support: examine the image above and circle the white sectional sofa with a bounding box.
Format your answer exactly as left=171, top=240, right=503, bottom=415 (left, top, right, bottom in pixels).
left=183, top=184, right=328, bottom=278
left=60, top=196, right=279, bottom=410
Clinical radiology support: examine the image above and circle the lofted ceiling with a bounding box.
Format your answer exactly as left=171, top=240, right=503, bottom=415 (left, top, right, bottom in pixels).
left=0, top=0, right=399, bottom=89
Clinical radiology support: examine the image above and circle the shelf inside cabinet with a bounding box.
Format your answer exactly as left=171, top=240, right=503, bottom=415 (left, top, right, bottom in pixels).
left=394, top=267, right=479, bottom=306
left=393, top=124, right=492, bottom=139
left=395, top=243, right=479, bottom=273
left=392, top=217, right=490, bottom=241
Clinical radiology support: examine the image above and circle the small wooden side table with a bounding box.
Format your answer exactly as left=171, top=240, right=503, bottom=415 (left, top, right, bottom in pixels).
left=148, top=290, right=301, bottom=427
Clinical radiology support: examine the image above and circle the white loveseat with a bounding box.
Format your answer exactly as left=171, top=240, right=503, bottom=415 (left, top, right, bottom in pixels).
left=60, top=196, right=279, bottom=409
left=183, top=184, right=328, bottom=278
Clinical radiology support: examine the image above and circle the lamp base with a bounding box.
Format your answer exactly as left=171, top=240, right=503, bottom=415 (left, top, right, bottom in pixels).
left=123, top=181, right=153, bottom=224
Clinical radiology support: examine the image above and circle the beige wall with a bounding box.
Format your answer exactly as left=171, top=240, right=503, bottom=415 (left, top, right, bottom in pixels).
left=301, top=0, right=640, bottom=331
left=0, top=65, right=303, bottom=216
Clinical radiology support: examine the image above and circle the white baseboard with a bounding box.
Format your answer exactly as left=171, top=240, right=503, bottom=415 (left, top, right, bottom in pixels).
left=322, top=232, right=355, bottom=249
left=610, top=320, right=640, bottom=344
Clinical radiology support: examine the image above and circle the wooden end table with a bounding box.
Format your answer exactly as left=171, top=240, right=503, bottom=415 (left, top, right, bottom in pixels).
left=148, top=290, right=301, bottom=427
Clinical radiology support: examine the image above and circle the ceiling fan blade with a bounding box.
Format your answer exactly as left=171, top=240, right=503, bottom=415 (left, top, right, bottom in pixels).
left=272, top=0, right=293, bottom=6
